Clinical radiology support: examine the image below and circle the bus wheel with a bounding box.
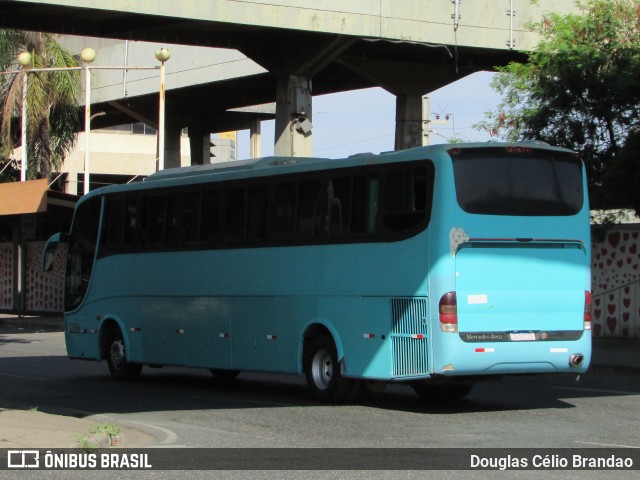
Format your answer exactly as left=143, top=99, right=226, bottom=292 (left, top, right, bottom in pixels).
left=106, top=328, right=142, bottom=380
left=412, top=382, right=473, bottom=404
left=305, top=335, right=357, bottom=403
left=210, top=369, right=240, bottom=380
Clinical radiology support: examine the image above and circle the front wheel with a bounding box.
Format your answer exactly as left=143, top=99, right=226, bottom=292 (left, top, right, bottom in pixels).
left=106, top=328, right=142, bottom=380
left=304, top=335, right=360, bottom=403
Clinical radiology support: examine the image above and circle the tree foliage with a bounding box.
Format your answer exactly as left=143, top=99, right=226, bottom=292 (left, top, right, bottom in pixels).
left=0, top=30, right=80, bottom=180
left=476, top=0, right=640, bottom=212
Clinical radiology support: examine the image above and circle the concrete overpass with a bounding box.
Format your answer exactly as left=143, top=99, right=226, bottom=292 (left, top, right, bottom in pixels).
left=0, top=0, right=580, bottom=165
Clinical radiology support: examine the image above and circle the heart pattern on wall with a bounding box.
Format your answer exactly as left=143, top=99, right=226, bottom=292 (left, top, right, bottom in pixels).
left=592, top=229, right=640, bottom=338
left=0, top=245, right=13, bottom=310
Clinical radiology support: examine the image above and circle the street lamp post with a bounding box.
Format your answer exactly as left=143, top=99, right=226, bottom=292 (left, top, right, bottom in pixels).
left=11, top=48, right=164, bottom=190
left=17, top=51, right=32, bottom=182
left=155, top=48, right=170, bottom=172
left=81, top=48, right=96, bottom=195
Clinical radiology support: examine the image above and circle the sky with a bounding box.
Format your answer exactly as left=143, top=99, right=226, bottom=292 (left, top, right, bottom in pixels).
left=237, top=71, right=501, bottom=160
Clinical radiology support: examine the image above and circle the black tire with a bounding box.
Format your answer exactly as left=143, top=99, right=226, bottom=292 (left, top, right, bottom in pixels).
left=210, top=369, right=241, bottom=380
left=105, top=328, right=142, bottom=380
left=304, top=335, right=359, bottom=403
left=412, top=381, right=473, bottom=404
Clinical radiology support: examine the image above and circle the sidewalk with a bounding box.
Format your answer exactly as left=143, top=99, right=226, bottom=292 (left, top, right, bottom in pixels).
left=0, top=315, right=155, bottom=448
left=0, top=314, right=638, bottom=448
left=0, top=408, right=154, bottom=449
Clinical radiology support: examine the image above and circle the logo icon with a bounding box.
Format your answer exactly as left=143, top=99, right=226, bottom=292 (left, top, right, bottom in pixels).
left=7, top=450, right=40, bottom=469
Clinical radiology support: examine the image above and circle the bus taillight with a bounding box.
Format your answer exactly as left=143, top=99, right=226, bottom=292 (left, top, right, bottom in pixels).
left=439, top=292, right=458, bottom=333
left=584, top=291, right=592, bottom=330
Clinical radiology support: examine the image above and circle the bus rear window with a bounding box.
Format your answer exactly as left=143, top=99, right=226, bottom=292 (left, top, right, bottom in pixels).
left=452, top=150, right=583, bottom=216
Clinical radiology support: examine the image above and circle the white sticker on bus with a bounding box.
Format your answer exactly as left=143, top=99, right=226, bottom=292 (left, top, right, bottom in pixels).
left=467, top=294, right=488, bottom=304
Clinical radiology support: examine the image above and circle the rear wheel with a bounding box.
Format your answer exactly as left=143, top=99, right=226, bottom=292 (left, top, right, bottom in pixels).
left=106, top=328, right=142, bottom=380
left=304, top=335, right=360, bottom=403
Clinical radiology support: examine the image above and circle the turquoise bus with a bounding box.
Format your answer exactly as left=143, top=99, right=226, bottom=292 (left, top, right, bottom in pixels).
left=44, top=142, right=592, bottom=403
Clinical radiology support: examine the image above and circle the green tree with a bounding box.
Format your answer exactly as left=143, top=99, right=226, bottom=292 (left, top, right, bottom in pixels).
left=0, top=29, right=80, bottom=180
left=476, top=0, right=640, bottom=212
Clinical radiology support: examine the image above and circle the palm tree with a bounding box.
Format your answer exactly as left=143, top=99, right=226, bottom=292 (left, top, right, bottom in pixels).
left=0, top=29, right=80, bottom=180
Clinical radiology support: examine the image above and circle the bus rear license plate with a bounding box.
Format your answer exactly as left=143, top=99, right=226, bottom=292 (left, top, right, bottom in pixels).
left=510, top=332, right=536, bottom=341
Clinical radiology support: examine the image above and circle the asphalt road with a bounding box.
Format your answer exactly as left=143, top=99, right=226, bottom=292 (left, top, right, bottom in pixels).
left=1, top=327, right=639, bottom=479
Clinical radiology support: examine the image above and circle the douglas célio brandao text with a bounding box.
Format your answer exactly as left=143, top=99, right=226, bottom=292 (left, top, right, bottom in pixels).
left=470, top=453, right=634, bottom=470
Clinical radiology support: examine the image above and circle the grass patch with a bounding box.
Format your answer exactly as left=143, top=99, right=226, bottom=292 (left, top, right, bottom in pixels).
left=90, top=422, right=120, bottom=437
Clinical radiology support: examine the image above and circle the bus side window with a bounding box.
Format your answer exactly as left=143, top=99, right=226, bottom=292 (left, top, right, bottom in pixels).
left=298, top=179, right=322, bottom=238
left=104, top=196, right=125, bottom=250
left=351, top=175, right=377, bottom=235
left=136, top=196, right=149, bottom=246
left=202, top=189, right=221, bottom=244
left=382, top=166, right=433, bottom=233
left=165, top=193, right=178, bottom=245
left=325, top=177, right=352, bottom=236
left=124, top=196, right=139, bottom=247
left=247, top=184, right=269, bottom=240
left=146, top=194, right=167, bottom=246
left=178, top=191, right=202, bottom=245
left=223, top=187, right=247, bottom=240
left=272, top=182, right=297, bottom=239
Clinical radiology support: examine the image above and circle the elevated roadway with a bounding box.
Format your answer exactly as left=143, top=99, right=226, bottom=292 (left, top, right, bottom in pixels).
left=0, top=0, right=580, bottom=163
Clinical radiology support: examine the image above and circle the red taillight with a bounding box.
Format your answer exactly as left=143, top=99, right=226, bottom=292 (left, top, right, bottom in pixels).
left=439, top=292, right=458, bottom=333
left=584, top=291, right=592, bottom=330
left=506, top=146, right=533, bottom=154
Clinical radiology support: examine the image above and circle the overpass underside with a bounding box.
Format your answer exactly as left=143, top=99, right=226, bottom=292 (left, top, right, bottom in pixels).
left=0, top=0, right=576, bottom=164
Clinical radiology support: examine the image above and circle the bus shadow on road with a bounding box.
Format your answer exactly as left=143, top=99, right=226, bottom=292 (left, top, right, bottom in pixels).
left=3, top=353, right=638, bottom=419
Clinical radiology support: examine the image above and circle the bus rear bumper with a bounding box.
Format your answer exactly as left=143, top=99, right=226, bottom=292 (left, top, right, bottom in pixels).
left=433, top=339, right=592, bottom=376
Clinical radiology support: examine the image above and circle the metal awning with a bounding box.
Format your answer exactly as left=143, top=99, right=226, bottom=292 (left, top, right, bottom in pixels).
left=0, top=179, right=77, bottom=216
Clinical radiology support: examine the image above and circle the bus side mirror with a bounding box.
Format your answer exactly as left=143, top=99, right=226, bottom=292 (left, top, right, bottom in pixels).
left=42, top=233, right=68, bottom=272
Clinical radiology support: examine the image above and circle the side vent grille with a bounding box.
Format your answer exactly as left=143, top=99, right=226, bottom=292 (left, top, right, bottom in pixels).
left=391, top=298, right=429, bottom=377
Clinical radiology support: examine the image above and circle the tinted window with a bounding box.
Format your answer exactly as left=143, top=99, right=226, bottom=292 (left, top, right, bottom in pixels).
left=223, top=187, right=246, bottom=239
left=453, top=150, right=583, bottom=216
left=98, top=160, right=434, bottom=256
left=65, top=197, right=101, bottom=311
left=202, top=189, right=221, bottom=243
left=325, top=177, right=352, bottom=236
left=298, top=179, right=322, bottom=238
left=124, top=196, right=139, bottom=246
left=178, top=191, right=201, bottom=244
left=273, top=182, right=297, bottom=239
left=381, top=166, right=432, bottom=233
left=146, top=194, right=167, bottom=246
left=104, top=197, right=125, bottom=249
left=247, top=185, right=269, bottom=240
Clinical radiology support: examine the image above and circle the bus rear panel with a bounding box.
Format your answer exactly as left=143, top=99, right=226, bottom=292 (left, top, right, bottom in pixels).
left=430, top=145, right=591, bottom=379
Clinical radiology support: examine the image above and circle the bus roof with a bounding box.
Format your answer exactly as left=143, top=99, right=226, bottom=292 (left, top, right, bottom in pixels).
left=83, top=141, right=574, bottom=199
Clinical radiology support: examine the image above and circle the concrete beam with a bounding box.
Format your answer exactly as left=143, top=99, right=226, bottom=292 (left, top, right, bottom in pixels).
left=8, top=0, right=581, bottom=52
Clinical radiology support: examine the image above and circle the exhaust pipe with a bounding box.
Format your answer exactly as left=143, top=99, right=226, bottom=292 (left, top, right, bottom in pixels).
left=569, top=353, right=584, bottom=368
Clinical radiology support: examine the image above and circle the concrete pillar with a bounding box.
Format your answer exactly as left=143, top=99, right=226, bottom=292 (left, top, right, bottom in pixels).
left=188, top=122, right=210, bottom=165
left=274, top=74, right=313, bottom=157
left=250, top=118, right=261, bottom=159
left=395, top=92, right=425, bottom=151
left=66, top=175, right=78, bottom=195
left=164, top=122, right=183, bottom=169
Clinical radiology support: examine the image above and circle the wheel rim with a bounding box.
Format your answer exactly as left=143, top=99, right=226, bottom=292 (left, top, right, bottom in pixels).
left=311, top=349, right=333, bottom=390
left=110, top=339, right=126, bottom=370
